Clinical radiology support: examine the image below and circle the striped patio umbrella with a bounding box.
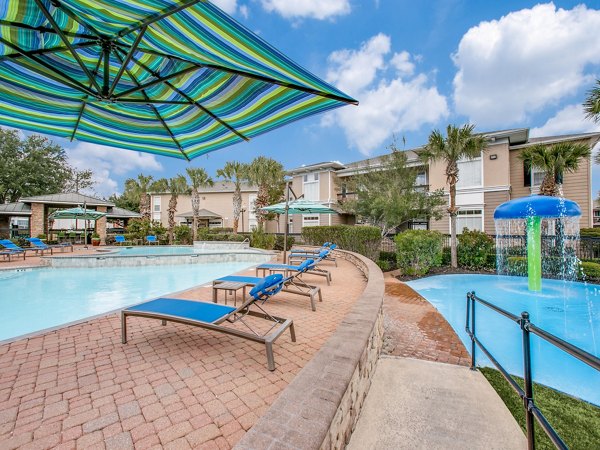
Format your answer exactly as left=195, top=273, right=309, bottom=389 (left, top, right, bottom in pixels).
left=0, top=1, right=357, bottom=161
left=260, top=199, right=337, bottom=215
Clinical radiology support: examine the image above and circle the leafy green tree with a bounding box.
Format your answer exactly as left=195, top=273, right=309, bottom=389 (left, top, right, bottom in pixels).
left=520, top=142, right=591, bottom=196
left=245, top=156, right=284, bottom=229
left=63, top=168, right=95, bottom=193
left=341, top=148, right=445, bottom=237
left=185, top=167, right=214, bottom=241
left=584, top=79, right=600, bottom=123
left=420, top=124, right=487, bottom=268
left=216, top=161, right=248, bottom=234
left=121, top=174, right=154, bottom=219
left=0, top=130, right=72, bottom=202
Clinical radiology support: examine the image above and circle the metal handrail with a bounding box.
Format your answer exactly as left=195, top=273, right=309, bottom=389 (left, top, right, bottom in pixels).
left=465, top=291, right=600, bottom=450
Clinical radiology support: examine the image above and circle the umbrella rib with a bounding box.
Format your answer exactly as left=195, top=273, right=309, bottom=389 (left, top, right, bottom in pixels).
left=107, top=27, right=146, bottom=97
left=116, top=0, right=203, bottom=39
left=113, top=45, right=358, bottom=105
left=0, top=37, right=96, bottom=96
left=48, top=0, right=105, bottom=39
left=34, top=0, right=102, bottom=95
left=0, top=41, right=98, bottom=62
left=0, top=20, right=98, bottom=40
left=115, top=48, right=249, bottom=142
left=71, top=52, right=104, bottom=141
left=113, top=65, right=199, bottom=98
left=106, top=99, right=193, bottom=105
left=115, top=50, right=189, bottom=161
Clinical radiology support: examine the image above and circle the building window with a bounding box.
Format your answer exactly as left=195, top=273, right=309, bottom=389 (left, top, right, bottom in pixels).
left=302, top=214, right=320, bottom=227
left=415, top=170, right=427, bottom=186
left=208, top=219, right=223, bottom=228
left=153, top=196, right=161, bottom=212
left=456, top=158, right=482, bottom=189
left=456, top=209, right=483, bottom=233
left=303, top=173, right=320, bottom=201
left=531, top=167, right=545, bottom=187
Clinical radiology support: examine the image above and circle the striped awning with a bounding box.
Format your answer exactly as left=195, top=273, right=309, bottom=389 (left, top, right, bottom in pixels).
left=0, top=1, right=357, bottom=160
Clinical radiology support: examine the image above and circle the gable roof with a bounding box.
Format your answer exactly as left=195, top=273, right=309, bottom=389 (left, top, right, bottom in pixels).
left=19, top=193, right=114, bottom=207
left=0, top=202, right=31, bottom=215
left=176, top=209, right=221, bottom=219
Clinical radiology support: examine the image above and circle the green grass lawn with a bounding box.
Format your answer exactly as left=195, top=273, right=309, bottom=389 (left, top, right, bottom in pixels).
left=480, top=368, right=600, bottom=449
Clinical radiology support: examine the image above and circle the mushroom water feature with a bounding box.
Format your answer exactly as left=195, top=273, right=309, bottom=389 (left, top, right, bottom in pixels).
left=494, top=195, right=582, bottom=291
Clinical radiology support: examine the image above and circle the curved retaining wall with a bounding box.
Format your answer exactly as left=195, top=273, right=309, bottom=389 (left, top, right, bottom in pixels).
left=235, top=249, right=385, bottom=450
left=46, top=250, right=272, bottom=268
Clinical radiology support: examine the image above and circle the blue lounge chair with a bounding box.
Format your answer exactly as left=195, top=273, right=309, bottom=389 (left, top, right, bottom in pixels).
left=0, top=239, right=29, bottom=259
left=26, top=237, right=73, bottom=254
left=114, top=235, right=131, bottom=246
left=289, top=246, right=337, bottom=267
left=145, top=235, right=158, bottom=245
left=290, top=242, right=332, bottom=254
left=213, top=259, right=323, bottom=311
left=255, top=258, right=331, bottom=285
left=122, top=274, right=296, bottom=371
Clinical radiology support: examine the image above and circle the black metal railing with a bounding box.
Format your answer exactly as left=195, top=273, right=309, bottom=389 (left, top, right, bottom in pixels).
left=465, top=292, right=600, bottom=450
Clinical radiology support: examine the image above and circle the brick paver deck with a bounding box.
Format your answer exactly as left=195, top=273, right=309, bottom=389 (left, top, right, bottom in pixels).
left=0, top=258, right=366, bottom=449
left=382, top=276, right=470, bottom=366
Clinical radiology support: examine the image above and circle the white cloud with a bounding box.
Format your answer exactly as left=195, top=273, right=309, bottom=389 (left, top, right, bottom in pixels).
left=66, top=142, right=162, bottom=197
left=211, top=0, right=238, bottom=14
left=531, top=104, right=600, bottom=137
left=453, top=3, right=600, bottom=127
left=260, top=0, right=350, bottom=20
left=323, top=34, right=448, bottom=155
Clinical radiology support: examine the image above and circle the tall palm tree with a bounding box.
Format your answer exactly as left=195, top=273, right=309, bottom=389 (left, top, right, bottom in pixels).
left=216, top=161, right=247, bottom=234
left=163, top=175, right=189, bottom=244
left=245, top=157, right=284, bottom=230
left=420, top=124, right=486, bottom=268
left=186, top=167, right=214, bottom=241
left=125, top=174, right=154, bottom=220
left=520, top=142, right=591, bottom=197
left=584, top=79, right=600, bottom=123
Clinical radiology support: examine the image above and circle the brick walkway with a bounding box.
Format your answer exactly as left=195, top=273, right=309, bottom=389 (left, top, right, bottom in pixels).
left=382, top=276, right=471, bottom=366
left=0, top=258, right=366, bottom=449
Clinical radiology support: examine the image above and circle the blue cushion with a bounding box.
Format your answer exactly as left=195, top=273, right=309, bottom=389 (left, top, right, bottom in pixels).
left=115, top=236, right=125, bottom=242
left=216, top=275, right=261, bottom=284
left=318, top=249, right=329, bottom=258
left=329, top=244, right=337, bottom=250
left=249, top=274, right=284, bottom=299
left=0, top=239, right=20, bottom=250
left=126, top=298, right=235, bottom=323
left=297, top=259, right=315, bottom=273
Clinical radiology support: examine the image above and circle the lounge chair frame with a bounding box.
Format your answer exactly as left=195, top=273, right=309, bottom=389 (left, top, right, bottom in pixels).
left=122, top=297, right=296, bottom=371
left=255, top=264, right=331, bottom=285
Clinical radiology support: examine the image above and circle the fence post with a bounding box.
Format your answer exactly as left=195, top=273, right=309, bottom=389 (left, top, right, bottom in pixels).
left=521, top=311, right=535, bottom=450
left=470, top=293, right=476, bottom=370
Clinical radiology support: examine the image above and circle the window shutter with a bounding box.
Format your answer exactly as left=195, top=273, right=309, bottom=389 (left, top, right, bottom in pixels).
left=523, top=162, right=531, bottom=187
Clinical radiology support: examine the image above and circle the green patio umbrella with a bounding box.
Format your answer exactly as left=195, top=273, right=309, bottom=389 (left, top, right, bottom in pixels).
left=49, top=205, right=107, bottom=248
left=261, top=198, right=337, bottom=263
left=0, top=1, right=357, bottom=161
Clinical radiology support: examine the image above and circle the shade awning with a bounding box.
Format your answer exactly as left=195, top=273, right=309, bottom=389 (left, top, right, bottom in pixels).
left=260, top=199, right=337, bottom=215
left=0, top=1, right=357, bottom=161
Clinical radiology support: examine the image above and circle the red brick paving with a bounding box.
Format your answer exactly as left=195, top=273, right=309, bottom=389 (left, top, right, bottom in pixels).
left=0, top=258, right=365, bottom=449
left=382, top=276, right=471, bottom=366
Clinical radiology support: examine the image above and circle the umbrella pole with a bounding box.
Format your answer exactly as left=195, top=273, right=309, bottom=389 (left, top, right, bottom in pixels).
left=283, top=181, right=290, bottom=264
left=83, top=201, right=88, bottom=249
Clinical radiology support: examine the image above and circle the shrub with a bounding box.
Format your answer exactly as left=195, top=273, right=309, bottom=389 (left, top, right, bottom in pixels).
left=441, top=247, right=451, bottom=266
left=228, top=234, right=247, bottom=242
left=580, top=261, right=600, bottom=280
left=580, top=228, right=600, bottom=237
left=274, top=235, right=295, bottom=251
left=395, top=230, right=443, bottom=275
left=486, top=253, right=497, bottom=270
left=91, top=232, right=100, bottom=239
left=173, top=225, right=192, bottom=244
left=208, top=227, right=234, bottom=234
left=376, top=259, right=391, bottom=271
left=457, top=230, right=495, bottom=269
left=377, top=251, right=397, bottom=271
left=126, top=218, right=167, bottom=242
left=11, top=236, right=29, bottom=247
left=37, top=233, right=47, bottom=240
left=507, top=256, right=527, bottom=275
left=301, top=225, right=381, bottom=260
left=250, top=228, right=276, bottom=250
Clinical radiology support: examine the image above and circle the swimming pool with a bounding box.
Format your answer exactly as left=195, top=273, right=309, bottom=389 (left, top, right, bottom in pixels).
left=0, top=261, right=255, bottom=342
left=115, top=246, right=197, bottom=256
left=406, top=274, right=600, bottom=405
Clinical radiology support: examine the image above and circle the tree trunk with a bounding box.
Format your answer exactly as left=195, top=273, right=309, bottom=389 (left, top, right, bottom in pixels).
left=140, top=193, right=151, bottom=221
left=191, top=188, right=200, bottom=241
left=168, top=195, right=177, bottom=244
left=232, top=189, right=241, bottom=234
left=255, top=185, right=269, bottom=230
left=447, top=165, right=459, bottom=268
left=539, top=174, right=556, bottom=196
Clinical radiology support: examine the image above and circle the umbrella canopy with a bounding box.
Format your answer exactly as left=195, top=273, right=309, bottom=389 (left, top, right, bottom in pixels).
left=260, top=199, right=337, bottom=215
left=49, top=206, right=107, bottom=220
left=0, top=1, right=357, bottom=160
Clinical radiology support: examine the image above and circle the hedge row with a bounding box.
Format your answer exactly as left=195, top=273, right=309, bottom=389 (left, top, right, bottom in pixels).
left=301, top=225, right=381, bottom=260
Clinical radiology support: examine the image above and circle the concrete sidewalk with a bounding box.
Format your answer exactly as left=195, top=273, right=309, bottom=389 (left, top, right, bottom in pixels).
left=348, top=357, right=526, bottom=450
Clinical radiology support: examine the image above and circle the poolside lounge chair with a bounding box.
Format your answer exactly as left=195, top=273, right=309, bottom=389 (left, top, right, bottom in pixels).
left=146, top=235, right=158, bottom=245
left=26, top=237, right=73, bottom=254
left=114, top=235, right=131, bottom=246
left=290, top=242, right=332, bottom=254
left=122, top=274, right=296, bottom=371
left=255, top=258, right=332, bottom=285
left=0, top=239, right=30, bottom=259
left=289, top=246, right=337, bottom=267
left=214, top=260, right=323, bottom=311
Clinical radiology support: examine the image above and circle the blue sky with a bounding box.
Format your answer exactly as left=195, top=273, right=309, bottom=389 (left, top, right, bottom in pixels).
left=48, top=1, right=600, bottom=196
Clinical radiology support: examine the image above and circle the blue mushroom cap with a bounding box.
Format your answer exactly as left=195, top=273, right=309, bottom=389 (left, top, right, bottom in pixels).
left=494, top=195, right=581, bottom=220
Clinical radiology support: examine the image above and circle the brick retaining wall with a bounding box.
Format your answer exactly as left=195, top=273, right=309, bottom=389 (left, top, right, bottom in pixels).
left=235, top=249, right=385, bottom=450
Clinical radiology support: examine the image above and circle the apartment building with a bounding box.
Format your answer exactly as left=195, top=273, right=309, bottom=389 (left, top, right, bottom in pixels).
left=286, top=128, right=600, bottom=235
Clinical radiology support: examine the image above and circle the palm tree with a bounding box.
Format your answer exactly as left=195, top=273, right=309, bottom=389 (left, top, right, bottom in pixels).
left=216, top=162, right=248, bottom=234
left=125, top=174, right=154, bottom=220
left=584, top=79, right=600, bottom=123
left=420, top=124, right=486, bottom=268
left=245, top=157, right=284, bottom=230
left=163, top=175, right=189, bottom=244
left=520, top=142, right=591, bottom=197
left=186, top=168, right=214, bottom=241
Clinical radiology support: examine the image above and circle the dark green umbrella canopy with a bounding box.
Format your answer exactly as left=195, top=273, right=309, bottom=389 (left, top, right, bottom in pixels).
left=49, top=206, right=107, bottom=220
left=0, top=0, right=357, bottom=160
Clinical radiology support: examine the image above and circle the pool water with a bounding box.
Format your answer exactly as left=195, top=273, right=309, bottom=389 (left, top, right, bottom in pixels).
left=406, top=274, right=600, bottom=406
left=0, top=261, right=254, bottom=342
